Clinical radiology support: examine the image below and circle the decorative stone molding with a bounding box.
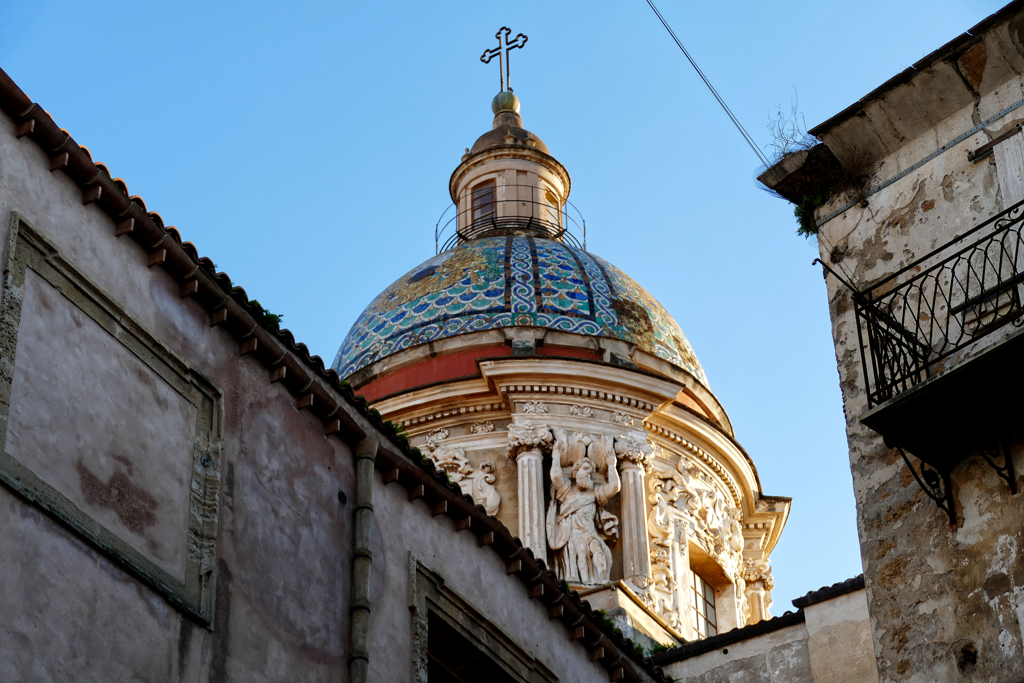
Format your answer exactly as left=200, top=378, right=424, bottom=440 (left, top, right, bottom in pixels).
left=429, top=443, right=469, bottom=477
left=506, top=421, right=554, bottom=459
left=614, top=435, right=654, bottom=472
left=645, top=423, right=742, bottom=508
left=500, top=384, right=655, bottom=413
left=569, top=404, right=594, bottom=417
left=469, top=420, right=495, bottom=434
left=742, top=559, right=775, bottom=591
left=425, top=443, right=501, bottom=515
left=671, top=457, right=740, bottom=567
left=742, top=558, right=775, bottom=623
left=521, top=400, right=548, bottom=414
left=612, top=411, right=635, bottom=426
left=645, top=506, right=687, bottom=633
left=466, top=460, right=501, bottom=516
left=424, top=428, right=449, bottom=450
left=646, top=454, right=746, bottom=629
left=397, top=402, right=505, bottom=429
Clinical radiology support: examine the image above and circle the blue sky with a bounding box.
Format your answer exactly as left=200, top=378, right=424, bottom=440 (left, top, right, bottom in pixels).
left=1, top=0, right=1006, bottom=608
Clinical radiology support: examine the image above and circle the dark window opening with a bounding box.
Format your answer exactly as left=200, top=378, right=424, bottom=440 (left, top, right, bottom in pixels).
left=472, top=180, right=497, bottom=227
left=427, top=610, right=518, bottom=683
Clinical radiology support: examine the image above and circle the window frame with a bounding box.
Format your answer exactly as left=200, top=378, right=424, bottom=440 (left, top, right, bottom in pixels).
left=470, top=179, right=497, bottom=228
left=409, top=555, right=558, bottom=683
left=691, top=570, right=718, bottom=639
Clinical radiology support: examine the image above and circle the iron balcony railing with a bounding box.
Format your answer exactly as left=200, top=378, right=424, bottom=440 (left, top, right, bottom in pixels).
left=434, top=183, right=587, bottom=254
left=824, top=198, right=1024, bottom=408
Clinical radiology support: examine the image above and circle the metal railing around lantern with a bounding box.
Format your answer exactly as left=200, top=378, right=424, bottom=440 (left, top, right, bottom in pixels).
left=819, top=197, right=1024, bottom=408
left=434, top=183, right=587, bottom=254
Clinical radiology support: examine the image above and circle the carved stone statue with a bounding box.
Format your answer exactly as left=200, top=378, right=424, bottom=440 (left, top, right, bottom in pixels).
left=546, top=431, right=620, bottom=585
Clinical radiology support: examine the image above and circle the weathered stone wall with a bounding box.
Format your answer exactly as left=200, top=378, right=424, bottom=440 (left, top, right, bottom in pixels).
left=0, top=96, right=616, bottom=682
left=812, top=13, right=1024, bottom=682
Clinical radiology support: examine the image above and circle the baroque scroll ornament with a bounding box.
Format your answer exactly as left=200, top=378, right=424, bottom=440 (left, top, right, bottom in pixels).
left=546, top=430, right=621, bottom=585
left=646, top=455, right=746, bottom=629
left=425, top=442, right=501, bottom=516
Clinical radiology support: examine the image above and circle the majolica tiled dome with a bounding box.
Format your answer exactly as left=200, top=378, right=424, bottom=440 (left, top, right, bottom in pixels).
left=333, top=235, right=705, bottom=384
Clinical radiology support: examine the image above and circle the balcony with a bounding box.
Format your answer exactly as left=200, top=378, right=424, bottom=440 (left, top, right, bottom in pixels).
left=821, top=199, right=1024, bottom=525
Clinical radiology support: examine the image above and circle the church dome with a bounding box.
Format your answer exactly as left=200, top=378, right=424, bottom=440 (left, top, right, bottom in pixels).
left=332, top=234, right=706, bottom=385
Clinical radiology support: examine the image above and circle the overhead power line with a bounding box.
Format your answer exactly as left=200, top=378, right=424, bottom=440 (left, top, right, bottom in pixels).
left=642, top=0, right=771, bottom=169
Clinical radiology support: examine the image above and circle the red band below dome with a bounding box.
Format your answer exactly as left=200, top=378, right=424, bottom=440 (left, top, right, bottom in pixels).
left=354, top=345, right=603, bottom=403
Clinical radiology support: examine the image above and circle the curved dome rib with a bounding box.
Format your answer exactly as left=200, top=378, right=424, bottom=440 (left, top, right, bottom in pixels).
left=333, top=236, right=706, bottom=385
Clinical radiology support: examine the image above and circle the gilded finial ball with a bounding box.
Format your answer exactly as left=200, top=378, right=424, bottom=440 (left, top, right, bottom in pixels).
left=491, top=91, right=521, bottom=114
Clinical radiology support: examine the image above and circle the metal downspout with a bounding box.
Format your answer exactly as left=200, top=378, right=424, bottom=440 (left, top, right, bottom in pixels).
left=349, top=436, right=378, bottom=683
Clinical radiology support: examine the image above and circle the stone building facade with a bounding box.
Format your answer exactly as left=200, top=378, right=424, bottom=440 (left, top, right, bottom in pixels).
left=761, top=1, right=1024, bottom=681
left=0, top=67, right=670, bottom=682
left=335, top=89, right=790, bottom=649
left=0, top=23, right=893, bottom=683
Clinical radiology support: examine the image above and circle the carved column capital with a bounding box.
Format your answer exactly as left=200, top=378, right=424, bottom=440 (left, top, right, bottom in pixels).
left=614, top=435, right=654, bottom=472
left=742, top=559, right=775, bottom=591
left=506, top=421, right=553, bottom=460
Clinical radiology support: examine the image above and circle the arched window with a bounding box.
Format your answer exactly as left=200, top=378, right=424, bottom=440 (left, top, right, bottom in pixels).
left=543, top=189, right=561, bottom=229
left=471, top=180, right=496, bottom=228
left=692, top=571, right=718, bottom=639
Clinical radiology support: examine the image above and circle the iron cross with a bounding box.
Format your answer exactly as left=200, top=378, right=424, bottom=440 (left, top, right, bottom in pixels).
left=480, top=27, right=528, bottom=93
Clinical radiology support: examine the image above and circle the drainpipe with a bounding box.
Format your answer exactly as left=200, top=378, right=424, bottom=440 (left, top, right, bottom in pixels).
left=349, top=435, right=378, bottom=683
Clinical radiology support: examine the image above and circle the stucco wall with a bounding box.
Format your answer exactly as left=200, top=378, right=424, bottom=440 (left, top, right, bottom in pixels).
left=812, top=16, right=1024, bottom=682
left=664, top=622, right=813, bottom=683
left=0, top=96, right=616, bottom=682
left=369, top=464, right=613, bottom=683
left=660, top=588, right=877, bottom=683
left=804, top=591, right=879, bottom=683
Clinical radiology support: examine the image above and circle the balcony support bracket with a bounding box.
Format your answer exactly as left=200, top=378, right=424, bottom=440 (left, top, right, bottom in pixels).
left=894, top=445, right=959, bottom=527
left=973, top=436, right=1018, bottom=495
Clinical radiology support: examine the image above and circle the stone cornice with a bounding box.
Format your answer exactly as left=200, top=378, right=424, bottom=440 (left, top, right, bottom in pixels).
left=393, top=401, right=506, bottom=430
left=480, top=358, right=679, bottom=408
left=502, top=383, right=657, bottom=413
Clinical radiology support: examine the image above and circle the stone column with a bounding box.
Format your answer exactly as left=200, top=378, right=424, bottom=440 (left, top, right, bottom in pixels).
left=742, top=559, right=775, bottom=623
left=614, top=436, right=654, bottom=586
left=507, top=422, right=553, bottom=561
